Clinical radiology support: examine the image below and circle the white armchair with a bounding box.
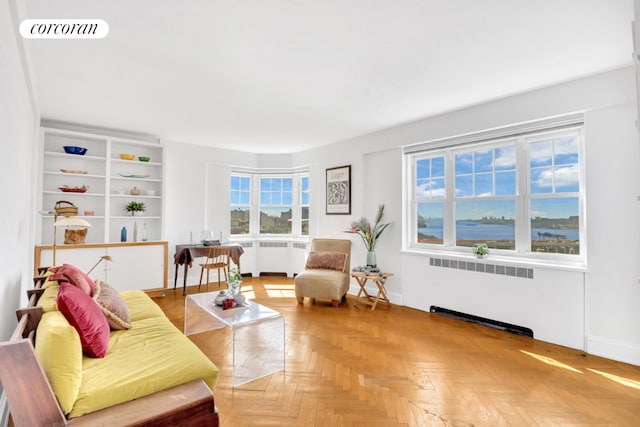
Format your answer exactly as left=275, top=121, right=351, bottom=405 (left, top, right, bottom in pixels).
left=294, top=238, right=351, bottom=307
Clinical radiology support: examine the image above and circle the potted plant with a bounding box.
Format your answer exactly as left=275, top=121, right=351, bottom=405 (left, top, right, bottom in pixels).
left=345, top=204, right=391, bottom=267
left=472, top=243, right=490, bottom=259
left=227, top=267, right=245, bottom=304
left=125, top=201, right=146, bottom=216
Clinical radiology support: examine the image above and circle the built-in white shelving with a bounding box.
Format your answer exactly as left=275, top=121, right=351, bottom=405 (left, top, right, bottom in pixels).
left=38, top=126, right=166, bottom=245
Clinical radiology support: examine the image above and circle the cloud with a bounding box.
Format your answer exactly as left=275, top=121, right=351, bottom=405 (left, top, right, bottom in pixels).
left=533, top=165, right=579, bottom=189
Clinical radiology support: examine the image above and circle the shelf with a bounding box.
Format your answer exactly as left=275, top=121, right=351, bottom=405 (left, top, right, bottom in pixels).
left=110, top=194, right=161, bottom=199
left=112, top=159, right=162, bottom=166
left=44, top=151, right=106, bottom=161
left=44, top=171, right=106, bottom=179
left=111, top=176, right=162, bottom=182
left=112, top=216, right=161, bottom=220
left=44, top=191, right=105, bottom=197
left=39, top=126, right=165, bottom=245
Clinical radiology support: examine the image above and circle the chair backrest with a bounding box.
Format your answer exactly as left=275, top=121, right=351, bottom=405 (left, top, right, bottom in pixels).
left=309, top=238, right=351, bottom=273
left=206, top=246, right=230, bottom=265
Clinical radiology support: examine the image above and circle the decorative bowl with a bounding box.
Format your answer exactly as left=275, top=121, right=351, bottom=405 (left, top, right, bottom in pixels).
left=201, top=239, right=220, bottom=247
left=119, top=153, right=135, bottom=160
left=63, top=146, right=87, bottom=155
left=59, top=185, right=88, bottom=193
left=138, top=156, right=150, bottom=162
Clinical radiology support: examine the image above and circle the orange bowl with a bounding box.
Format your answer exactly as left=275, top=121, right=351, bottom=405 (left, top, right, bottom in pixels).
left=119, top=153, right=135, bottom=160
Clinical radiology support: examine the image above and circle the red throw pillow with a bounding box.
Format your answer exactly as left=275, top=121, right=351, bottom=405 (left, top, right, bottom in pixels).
left=49, top=264, right=95, bottom=296
left=305, top=251, right=347, bottom=271
left=57, top=282, right=110, bottom=358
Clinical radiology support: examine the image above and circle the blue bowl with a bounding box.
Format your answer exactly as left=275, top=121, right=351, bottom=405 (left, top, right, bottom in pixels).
left=63, top=146, right=87, bottom=155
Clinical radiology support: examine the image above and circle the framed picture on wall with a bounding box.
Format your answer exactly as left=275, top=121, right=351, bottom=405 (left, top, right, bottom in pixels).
left=326, top=165, right=351, bottom=215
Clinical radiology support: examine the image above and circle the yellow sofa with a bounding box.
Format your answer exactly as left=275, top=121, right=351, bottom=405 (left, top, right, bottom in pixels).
left=0, top=277, right=220, bottom=426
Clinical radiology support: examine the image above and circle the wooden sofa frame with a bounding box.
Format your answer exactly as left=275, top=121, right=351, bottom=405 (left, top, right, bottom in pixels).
left=0, top=276, right=220, bottom=427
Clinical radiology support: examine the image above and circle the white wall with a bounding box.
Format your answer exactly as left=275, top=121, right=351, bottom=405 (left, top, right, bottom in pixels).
left=0, top=0, right=39, bottom=341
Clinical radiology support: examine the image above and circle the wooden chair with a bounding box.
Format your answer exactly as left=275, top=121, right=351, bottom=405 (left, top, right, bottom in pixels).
left=198, top=246, right=230, bottom=291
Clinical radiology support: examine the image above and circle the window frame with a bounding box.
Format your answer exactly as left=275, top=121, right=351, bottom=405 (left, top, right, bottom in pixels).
left=230, top=169, right=309, bottom=239
left=404, top=116, right=586, bottom=268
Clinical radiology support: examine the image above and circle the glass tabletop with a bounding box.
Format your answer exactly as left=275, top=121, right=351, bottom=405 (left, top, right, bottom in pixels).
left=185, top=291, right=281, bottom=329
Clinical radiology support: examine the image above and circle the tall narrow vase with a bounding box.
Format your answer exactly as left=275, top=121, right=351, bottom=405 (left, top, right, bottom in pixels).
left=366, top=249, right=377, bottom=267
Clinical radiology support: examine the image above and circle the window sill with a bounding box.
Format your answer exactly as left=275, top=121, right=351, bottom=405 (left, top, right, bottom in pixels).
left=401, top=248, right=587, bottom=272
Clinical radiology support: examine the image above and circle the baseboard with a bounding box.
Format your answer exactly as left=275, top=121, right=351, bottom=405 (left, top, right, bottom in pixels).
left=0, top=392, right=9, bottom=427
left=587, top=335, right=640, bottom=366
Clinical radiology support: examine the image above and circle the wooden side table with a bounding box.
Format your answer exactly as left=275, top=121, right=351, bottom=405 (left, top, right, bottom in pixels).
left=351, top=272, right=393, bottom=311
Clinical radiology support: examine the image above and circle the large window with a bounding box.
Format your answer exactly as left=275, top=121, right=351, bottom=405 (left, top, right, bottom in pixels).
left=407, top=117, right=584, bottom=264
left=230, top=171, right=309, bottom=237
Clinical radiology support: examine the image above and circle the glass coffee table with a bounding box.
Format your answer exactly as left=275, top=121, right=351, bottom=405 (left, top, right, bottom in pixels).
left=184, top=292, right=285, bottom=387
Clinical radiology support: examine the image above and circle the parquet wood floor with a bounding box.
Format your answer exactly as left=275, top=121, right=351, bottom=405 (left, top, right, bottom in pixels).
left=153, top=277, right=640, bottom=426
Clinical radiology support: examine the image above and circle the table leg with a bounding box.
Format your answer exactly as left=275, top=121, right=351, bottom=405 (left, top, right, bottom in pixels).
left=174, top=263, right=179, bottom=290
left=370, top=279, right=391, bottom=311
left=182, top=262, right=190, bottom=296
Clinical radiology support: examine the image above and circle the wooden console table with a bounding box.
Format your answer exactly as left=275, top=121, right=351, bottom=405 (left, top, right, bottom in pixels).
left=351, top=272, right=393, bottom=311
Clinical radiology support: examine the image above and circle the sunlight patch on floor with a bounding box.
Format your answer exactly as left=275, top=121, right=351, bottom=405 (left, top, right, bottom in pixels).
left=264, top=284, right=296, bottom=298
left=520, top=350, right=583, bottom=373
left=588, top=368, right=640, bottom=390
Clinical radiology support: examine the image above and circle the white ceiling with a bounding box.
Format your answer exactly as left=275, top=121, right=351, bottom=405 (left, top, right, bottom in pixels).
left=23, top=0, right=633, bottom=153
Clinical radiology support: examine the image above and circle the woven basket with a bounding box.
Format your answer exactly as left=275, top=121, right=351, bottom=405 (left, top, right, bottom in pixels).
left=55, top=200, right=78, bottom=217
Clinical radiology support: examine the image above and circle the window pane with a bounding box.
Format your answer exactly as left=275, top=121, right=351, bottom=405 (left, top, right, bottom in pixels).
left=456, top=175, right=472, bottom=197
left=555, top=165, right=580, bottom=193
left=455, top=200, right=515, bottom=249
left=301, top=206, right=309, bottom=235
left=531, top=197, right=579, bottom=254
left=554, top=136, right=579, bottom=165
left=230, top=208, right=250, bottom=234
left=530, top=141, right=553, bottom=167
left=455, top=153, right=473, bottom=174
left=432, top=157, right=445, bottom=177
left=240, top=192, right=250, bottom=205
left=431, top=178, right=445, bottom=198
left=271, top=193, right=282, bottom=205
left=260, top=208, right=292, bottom=234
left=283, top=191, right=292, bottom=205
left=474, top=150, right=493, bottom=172
left=417, top=202, right=443, bottom=244
left=230, top=192, right=240, bottom=205
left=530, top=168, right=552, bottom=194
left=474, top=173, right=492, bottom=196
left=230, top=176, right=240, bottom=190
left=260, top=191, right=270, bottom=204
left=495, top=146, right=516, bottom=171
left=495, top=171, right=516, bottom=196
left=301, top=177, right=309, bottom=191
left=283, top=179, right=292, bottom=191
left=260, top=179, right=270, bottom=191
left=240, top=177, right=250, bottom=191
left=417, top=158, right=430, bottom=179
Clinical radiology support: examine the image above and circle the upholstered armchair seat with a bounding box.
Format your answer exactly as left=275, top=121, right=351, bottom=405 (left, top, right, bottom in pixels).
left=295, top=238, right=351, bottom=307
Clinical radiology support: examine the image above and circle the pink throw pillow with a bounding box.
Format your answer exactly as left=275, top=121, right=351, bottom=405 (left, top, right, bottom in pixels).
left=57, top=282, right=110, bottom=358
left=49, top=264, right=95, bottom=296
left=305, top=251, right=347, bottom=271
left=93, top=280, right=132, bottom=330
